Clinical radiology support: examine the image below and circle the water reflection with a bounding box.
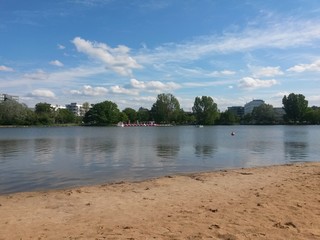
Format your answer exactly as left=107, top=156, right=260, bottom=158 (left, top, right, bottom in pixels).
left=0, top=140, right=27, bottom=161
left=33, top=138, right=54, bottom=165
left=284, top=142, right=308, bottom=160
left=153, top=127, right=181, bottom=161
left=0, top=126, right=319, bottom=194
left=193, top=127, right=217, bottom=159
left=82, top=138, right=118, bottom=167
left=194, top=145, right=215, bottom=158
left=250, top=141, right=270, bottom=155
left=283, top=127, right=309, bottom=161
left=156, top=144, right=180, bottom=160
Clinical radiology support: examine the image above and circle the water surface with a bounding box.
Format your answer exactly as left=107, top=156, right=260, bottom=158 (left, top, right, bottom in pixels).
left=0, top=125, right=319, bottom=194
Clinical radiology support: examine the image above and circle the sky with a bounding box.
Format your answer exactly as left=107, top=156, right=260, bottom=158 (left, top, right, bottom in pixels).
left=1, top=0, right=320, bottom=111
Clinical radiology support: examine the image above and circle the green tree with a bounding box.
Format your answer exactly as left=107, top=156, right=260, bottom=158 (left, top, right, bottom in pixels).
left=122, top=108, right=137, bottom=123
left=151, top=93, right=181, bottom=124
left=55, top=109, right=75, bottom=124
left=83, top=100, right=120, bottom=125
left=251, top=104, right=275, bottom=124
left=118, top=112, right=128, bottom=122
left=192, top=96, right=219, bottom=125
left=34, top=102, right=55, bottom=125
left=218, top=110, right=239, bottom=125
left=282, top=93, right=308, bottom=123
left=0, top=100, right=34, bottom=125
left=304, top=107, right=320, bottom=124
left=137, top=107, right=150, bottom=122
left=35, top=102, right=53, bottom=114
left=176, top=109, right=193, bottom=124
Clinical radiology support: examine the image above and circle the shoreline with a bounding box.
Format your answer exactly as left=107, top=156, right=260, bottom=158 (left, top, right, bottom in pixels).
left=1, top=162, right=319, bottom=239
left=0, top=162, right=312, bottom=196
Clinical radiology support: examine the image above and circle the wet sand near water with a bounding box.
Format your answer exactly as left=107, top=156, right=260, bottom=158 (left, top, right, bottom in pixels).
left=0, top=162, right=320, bottom=239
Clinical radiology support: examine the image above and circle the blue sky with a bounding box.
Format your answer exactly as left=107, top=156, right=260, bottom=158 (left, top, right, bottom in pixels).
left=1, top=0, right=320, bottom=111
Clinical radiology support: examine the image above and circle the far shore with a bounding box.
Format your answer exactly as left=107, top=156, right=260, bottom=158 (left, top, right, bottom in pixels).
left=0, top=162, right=319, bottom=239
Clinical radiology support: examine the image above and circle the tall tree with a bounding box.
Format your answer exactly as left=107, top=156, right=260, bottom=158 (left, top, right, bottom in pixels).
left=55, top=109, right=75, bottom=124
left=252, top=104, right=275, bottom=124
left=34, top=102, right=55, bottom=125
left=218, top=110, right=239, bottom=125
left=192, top=96, right=219, bottom=125
left=304, top=107, right=320, bottom=124
left=122, top=108, right=137, bottom=123
left=282, top=93, right=308, bottom=123
left=137, top=107, right=150, bottom=122
left=151, top=93, right=181, bottom=123
left=0, top=100, right=34, bottom=125
left=83, top=100, right=120, bottom=125
left=35, top=102, right=53, bottom=114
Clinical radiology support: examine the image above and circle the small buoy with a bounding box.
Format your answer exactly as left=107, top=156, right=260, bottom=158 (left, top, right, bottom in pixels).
left=231, top=131, right=235, bottom=136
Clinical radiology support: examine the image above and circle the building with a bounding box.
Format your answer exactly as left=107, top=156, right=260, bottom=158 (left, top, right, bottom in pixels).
left=66, top=103, right=84, bottom=116
left=51, top=104, right=66, bottom=111
left=0, top=93, right=19, bottom=102
left=228, top=106, right=244, bottom=118
left=244, top=99, right=265, bottom=115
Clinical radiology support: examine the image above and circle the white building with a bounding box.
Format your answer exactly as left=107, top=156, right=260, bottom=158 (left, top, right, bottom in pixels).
left=51, top=104, right=66, bottom=111
left=0, top=93, right=19, bottom=102
left=244, top=99, right=265, bottom=115
left=66, top=103, right=86, bottom=116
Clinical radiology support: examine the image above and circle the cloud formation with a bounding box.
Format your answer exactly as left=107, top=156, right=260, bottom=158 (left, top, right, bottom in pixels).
left=110, top=85, right=138, bottom=95
left=57, top=44, right=65, bottom=50
left=287, top=60, right=320, bottom=73
left=28, top=89, right=56, bottom=98
left=130, top=78, right=180, bottom=91
left=70, top=78, right=181, bottom=97
left=70, top=85, right=108, bottom=96
left=50, top=60, right=64, bottom=67
left=239, top=77, right=278, bottom=89
left=137, top=19, right=320, bottom=64
left=72, top=37, right=142, bottom=76
left=0, top=65, right=14, bottom=72
left=251, top=66, right=283, bottom=77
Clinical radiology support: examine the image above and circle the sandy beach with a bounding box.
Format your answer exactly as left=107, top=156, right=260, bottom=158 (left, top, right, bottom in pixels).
left=0, top=162, right=319, bottom=240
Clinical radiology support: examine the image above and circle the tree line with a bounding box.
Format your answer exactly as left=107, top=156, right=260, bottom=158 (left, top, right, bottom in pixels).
left=0, top=92, right=319, bottom=126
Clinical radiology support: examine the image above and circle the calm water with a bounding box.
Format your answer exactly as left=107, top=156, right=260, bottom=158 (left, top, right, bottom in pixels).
left=0, top=125, right=319, bottom=194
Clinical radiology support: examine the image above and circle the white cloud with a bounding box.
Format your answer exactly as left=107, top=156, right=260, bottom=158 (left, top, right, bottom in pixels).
left=130, top=78, right=181, bottom=91
left=49, top=60, right=64, bottom=67
left=251, top=66, right=283, bottom=77
left=287, top=60, right=320, bottom=73
left=18, top=67, right=106, bottom=86
left=70, top=85, right=108, bottom=96
left=220, top=70, right=236, bottom=75
left=23, top=70, right=49, bottom=81
left=57, top=44, right=65, bottom=50
left=72, top=37, right=142, bottom=76
left=136, top=19, right=320, bottom=64
left=29, top=89, right=56, bottom=98
left=0, top=65, right=14, bottom=72
left=239, top=77, right=278, bottom=89
left=110, top=85, right=138, bottom=95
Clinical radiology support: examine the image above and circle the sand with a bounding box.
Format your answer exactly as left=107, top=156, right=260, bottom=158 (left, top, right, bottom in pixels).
left=0, top=162, right=319, bottom=240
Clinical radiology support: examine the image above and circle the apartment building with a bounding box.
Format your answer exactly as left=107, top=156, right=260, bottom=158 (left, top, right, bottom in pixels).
left=66, top=103, right=84, bottom=116
left=228, top=106, right=244, bottom=118
left=0, top=93, right=19, bottom=102
left=244, top=99, right=265, bottom=115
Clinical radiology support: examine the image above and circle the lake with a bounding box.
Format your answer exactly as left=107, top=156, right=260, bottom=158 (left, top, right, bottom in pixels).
left=0, top=125, right=319, bottom=194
